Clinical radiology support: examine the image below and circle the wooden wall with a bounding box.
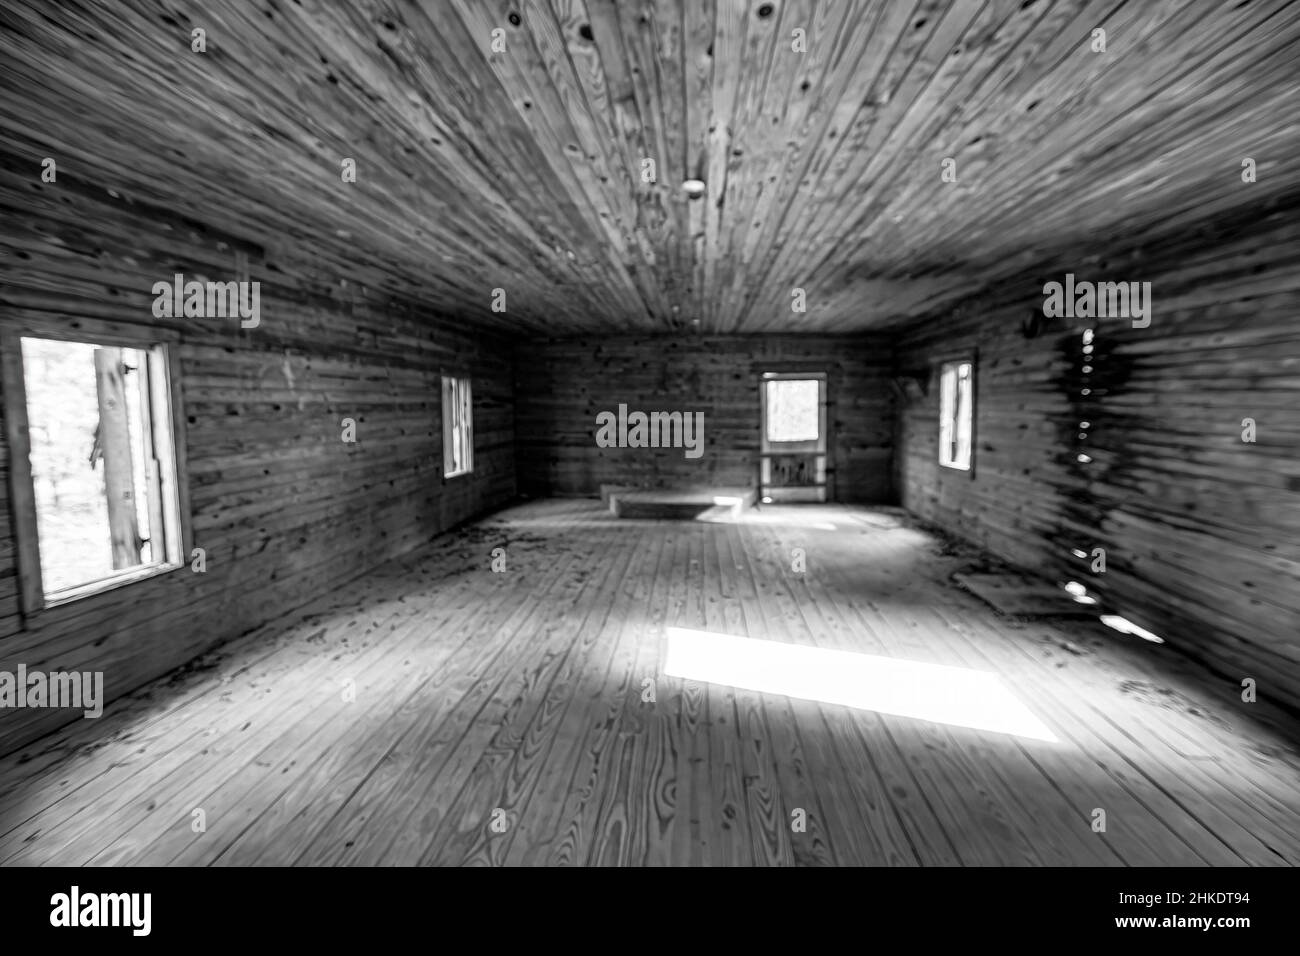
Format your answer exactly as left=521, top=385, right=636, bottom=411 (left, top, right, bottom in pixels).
left=897, top=199, right=1300, bottom=712
left=515, top=335, right=895, bottom=502
left=0, top=166, right=515, bottom=757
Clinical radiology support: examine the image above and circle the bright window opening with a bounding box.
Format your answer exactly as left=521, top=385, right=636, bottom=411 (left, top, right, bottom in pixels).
left=18, top=336, right=183, bottom=603
left=763, top=378, right=820, bottom=443
left=938, top=360, right=973, bottom=470
left=442, top=375, right=474, bottom=478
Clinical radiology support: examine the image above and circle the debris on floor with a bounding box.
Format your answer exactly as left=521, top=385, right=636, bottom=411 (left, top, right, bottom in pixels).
left=954, top=571, right=1096, bottom=618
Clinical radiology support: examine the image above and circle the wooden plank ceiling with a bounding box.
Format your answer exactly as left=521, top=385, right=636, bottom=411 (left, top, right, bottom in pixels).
left=2, top=0, right=1298, bottom=334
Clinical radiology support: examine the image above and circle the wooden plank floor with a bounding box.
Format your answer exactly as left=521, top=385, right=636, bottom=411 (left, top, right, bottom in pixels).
left=2, top=499, right=1298, bottom=866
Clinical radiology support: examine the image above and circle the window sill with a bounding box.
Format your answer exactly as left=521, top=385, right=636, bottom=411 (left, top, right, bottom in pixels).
left=939, top=461, right=976, bottom=479
left=43, top=561, right=186, bottom=610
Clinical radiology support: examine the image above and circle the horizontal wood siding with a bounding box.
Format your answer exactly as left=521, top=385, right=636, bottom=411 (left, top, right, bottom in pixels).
left=0, top=171, right=515, bottom=757
left=515, top=335, right=895, bottom=502
left=898, top=203, right=1300, bottom=712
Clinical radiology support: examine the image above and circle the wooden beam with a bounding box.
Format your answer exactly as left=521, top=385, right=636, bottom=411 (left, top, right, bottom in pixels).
left=93, top=347, right=141, bottom=570
left=0, top=329, right=45, bottom=615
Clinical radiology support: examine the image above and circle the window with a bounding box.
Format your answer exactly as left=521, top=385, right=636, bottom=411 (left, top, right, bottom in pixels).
left=764, top=378, right=821, bottom=443
left=1, top=326, right=187, bottom=611
left=938, top=359, right=974, bottom=471
left=442, top=375, right=473, bottom=478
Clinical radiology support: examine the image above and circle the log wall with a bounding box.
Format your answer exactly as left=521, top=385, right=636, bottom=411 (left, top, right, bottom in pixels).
left=898, top=201, right=1300, bottom=712
left=0, top=166, right=515, bottom=757
left=515, top=335, right=896, bottom=502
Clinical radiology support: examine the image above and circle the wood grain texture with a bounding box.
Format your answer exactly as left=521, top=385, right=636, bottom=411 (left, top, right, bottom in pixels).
left=897, top=199, right=1300, bottom=713
left=0, top=159, right=516, bottom=758
left=4, top=1, right=1296, bottom=333
left=1, top=499, right=1297, bottom=866
left=514, top=334, right=895, bottom=501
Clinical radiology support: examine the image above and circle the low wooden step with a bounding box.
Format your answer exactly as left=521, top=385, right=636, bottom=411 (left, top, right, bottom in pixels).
left=604, top=485, right=757, bottom=520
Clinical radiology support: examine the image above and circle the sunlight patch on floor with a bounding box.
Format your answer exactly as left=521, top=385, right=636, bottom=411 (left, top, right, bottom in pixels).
left=664, top=626, right=1058, bottom=742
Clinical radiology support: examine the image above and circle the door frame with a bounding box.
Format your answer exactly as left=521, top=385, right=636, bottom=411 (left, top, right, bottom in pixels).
left=758, top=370, right=829, bottom=503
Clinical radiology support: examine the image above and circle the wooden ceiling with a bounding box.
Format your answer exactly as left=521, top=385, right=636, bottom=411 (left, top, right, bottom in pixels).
left=2, top=0, right=1299, bottom=335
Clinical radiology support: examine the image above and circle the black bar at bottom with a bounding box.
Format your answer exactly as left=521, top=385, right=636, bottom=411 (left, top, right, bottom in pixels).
left=0, top=866, right=1283, bottom=945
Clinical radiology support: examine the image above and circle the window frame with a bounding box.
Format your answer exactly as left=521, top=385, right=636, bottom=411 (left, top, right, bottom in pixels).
left=0, top=317, right=192, bottom=617
left=760, top=372, right=827, bottom=452
left=936, top=355, right=976, bottom=475
left=441, top=373, right=474, bottom=479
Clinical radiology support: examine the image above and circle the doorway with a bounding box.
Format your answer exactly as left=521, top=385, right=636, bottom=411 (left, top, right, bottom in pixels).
left=759, top=372, right=828, bottom=502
